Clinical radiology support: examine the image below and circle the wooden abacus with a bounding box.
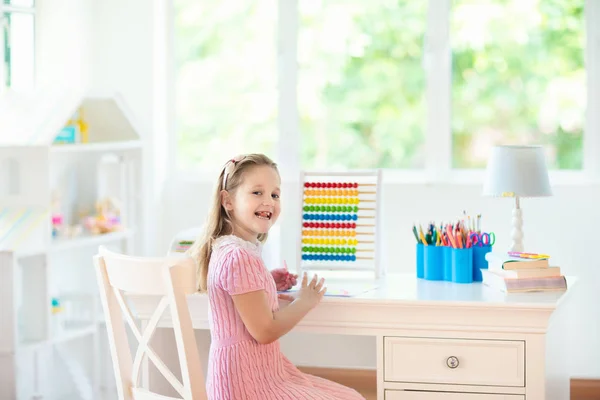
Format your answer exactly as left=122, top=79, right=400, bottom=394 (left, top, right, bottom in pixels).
left=297, top=170, right=383, bottom=279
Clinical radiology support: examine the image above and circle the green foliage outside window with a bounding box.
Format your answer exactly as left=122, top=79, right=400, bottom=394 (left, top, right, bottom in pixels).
left=452, top=0, right=584, bottom=169
left=175, top=0, right=585, bottom=171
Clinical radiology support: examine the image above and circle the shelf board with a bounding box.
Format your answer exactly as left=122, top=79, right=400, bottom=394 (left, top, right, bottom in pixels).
left=52, top=324, right=97, bottom=345
left=19, top=338, right=47, bottom=352
left=18, top=324, right=97, bottom=351
left=14, top=248, right=47, bottom=259
left=50, top=140, right=142, bottom=154
left=50, top=230, right=133, bottom=252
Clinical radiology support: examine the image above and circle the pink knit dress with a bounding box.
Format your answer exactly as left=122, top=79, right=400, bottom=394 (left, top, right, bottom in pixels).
left=206, top=235, right=365, bottom=400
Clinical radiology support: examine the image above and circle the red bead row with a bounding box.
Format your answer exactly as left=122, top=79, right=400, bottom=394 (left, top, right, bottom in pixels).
left=302, top=222, right=357, bottom=229
left=304, top=182, right=359, bottom=188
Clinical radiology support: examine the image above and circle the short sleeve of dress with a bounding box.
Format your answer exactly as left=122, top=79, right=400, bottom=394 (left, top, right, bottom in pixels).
left=219, top=247, right=267, bottom=295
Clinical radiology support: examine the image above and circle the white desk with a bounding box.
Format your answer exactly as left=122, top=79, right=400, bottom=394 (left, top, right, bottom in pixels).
left=130, top=274, right=576, bottom=400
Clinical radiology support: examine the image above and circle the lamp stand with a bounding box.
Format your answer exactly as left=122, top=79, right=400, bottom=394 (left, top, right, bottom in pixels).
left=510, top=196, right=524, bottom=252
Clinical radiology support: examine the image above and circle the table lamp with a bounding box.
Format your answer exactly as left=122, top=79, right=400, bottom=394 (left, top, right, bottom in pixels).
left=482, top=145, right=552, bottom=252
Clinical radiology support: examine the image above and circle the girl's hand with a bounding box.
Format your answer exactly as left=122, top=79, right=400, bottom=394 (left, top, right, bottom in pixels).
left=297, top=272, right=326, bottom=309
left=277, top=292, right=296, bottom=302
left=271, top=267, right=298, bottom=291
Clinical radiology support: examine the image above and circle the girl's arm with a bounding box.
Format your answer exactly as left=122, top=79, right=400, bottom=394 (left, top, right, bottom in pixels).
left=232, top=273, right=325, bottom=344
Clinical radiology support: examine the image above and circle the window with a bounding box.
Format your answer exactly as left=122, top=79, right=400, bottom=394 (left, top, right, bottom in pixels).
left=451, top=0, right=585, bottom=170
left=174, top=0, right=278, bottom=171
left=298, top=1, right=427, bottom=169
left=173, top=1, right=597, bottom=177
left=1, top=0, right=35, bottom=93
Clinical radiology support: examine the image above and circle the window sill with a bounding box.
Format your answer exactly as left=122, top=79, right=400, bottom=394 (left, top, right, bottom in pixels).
left=381, top=169, right=600, bottom=187
left=173, top=168, right=600, bottom=187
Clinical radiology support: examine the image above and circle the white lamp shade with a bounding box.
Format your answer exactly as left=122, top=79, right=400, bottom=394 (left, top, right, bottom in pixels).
left=482, top=145, right=552, bottom=198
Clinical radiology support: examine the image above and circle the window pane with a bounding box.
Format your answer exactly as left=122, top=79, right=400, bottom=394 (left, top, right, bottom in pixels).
left=3, top=0, right=35, bottom=7
left=174, top=0, right=278, bottom=170
left=299, top=1, right=428, bottom=169
left=451, top=0, right=585, bottom=169
left=2, top=12, right=35, bottom=92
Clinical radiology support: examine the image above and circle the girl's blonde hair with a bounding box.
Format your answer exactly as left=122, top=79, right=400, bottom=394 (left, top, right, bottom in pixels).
left=188, top=153, right=279, bottom=292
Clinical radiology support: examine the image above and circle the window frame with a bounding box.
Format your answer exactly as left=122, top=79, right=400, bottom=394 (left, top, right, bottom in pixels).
left=170, top=0, right=600, bottom=185
left=0, top=1, right=36, bottom=94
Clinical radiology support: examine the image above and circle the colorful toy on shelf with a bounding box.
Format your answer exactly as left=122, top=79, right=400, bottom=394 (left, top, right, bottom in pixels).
left=298, top=171, right=383, bottom=279
left=53, top=106, right=89, bottom=145
left=51, top=297, right=63, bottom=315
left=84, top=197, right=122, bottom=235
left=51, top=214, right=63, bottom=238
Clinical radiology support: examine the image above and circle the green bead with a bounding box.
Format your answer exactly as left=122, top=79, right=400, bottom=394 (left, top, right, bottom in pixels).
left=353, top=206, right=358, bottom=212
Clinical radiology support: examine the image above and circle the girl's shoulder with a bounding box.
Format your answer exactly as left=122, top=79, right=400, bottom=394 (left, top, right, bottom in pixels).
left=212, top=234, right=263, bottom=259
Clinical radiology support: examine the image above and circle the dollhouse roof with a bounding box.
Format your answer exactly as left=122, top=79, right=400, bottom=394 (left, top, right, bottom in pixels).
left=0, top=85, right=142, bottom=146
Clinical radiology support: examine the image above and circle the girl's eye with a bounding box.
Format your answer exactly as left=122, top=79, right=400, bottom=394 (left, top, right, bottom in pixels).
left=253, top=191, right=262, bottom=195
left=272, top=194, right=280, bottom=199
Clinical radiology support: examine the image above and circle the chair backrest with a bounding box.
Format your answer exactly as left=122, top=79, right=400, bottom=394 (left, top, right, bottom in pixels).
left=94, top=246, right=207, bottom=400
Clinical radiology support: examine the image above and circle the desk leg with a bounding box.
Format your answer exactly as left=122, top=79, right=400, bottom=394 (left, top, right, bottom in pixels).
left=376, top=335, right=384, bottom=400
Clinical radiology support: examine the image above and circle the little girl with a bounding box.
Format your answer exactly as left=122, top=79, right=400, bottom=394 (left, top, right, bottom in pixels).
left=189, top=154, right=366, bottom=400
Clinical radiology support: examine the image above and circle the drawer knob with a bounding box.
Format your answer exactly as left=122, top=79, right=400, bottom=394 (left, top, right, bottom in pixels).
left=446, top=356, right=459, bottom=369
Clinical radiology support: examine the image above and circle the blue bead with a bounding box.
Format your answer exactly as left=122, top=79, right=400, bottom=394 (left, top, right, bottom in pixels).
left=352, top=214, right=357, bottom=220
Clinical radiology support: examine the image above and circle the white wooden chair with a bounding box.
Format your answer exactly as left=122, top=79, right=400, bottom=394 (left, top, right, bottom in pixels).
left=94, top=246, right=207, bottom=400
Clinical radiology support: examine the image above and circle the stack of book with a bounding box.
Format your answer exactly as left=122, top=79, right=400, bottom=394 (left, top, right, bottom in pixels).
left=482, top=252, right=567, bottom=293
left=173, top=240, right=193, bottom=253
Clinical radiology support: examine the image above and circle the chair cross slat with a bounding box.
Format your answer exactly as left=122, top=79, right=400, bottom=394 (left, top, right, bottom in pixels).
left=113, top=287, right=144, bottom=341
left=131, top=295, right=185, bottom=397
left=94, top=246, right=207, bottom=400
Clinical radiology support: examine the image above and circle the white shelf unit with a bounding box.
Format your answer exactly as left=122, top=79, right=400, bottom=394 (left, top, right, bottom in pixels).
left=0, top=90, right=143, bottom=400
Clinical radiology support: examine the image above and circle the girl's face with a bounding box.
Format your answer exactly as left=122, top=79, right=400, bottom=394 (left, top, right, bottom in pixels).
left=222, top=165, right=281, bottom=242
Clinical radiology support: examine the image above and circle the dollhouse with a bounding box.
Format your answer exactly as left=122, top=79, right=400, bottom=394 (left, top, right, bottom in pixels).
left=0, top=87, right=143, bottom=399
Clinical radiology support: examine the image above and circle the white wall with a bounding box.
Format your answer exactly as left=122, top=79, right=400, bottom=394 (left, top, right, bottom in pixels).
left=161, top=178, right=600, bottom=376
left=90, top=0, right=170, bottom=256
left=49, top=0, right=599, bottom=379
left=36, top=0, right=92, bottom=89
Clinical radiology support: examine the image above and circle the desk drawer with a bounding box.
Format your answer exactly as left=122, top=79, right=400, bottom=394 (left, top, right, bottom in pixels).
left=384, top=337, right=524, bottom=387
left=385, top=391, right=524, bottom=400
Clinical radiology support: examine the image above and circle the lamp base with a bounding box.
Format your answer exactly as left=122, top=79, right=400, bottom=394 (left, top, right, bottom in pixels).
left=510, top=207, right=524, bottom=253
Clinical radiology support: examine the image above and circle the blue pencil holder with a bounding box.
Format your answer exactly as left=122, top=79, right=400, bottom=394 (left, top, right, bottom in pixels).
left=443, top=246, right=452, bottom=281
left=472, top=245, right=492, bottom=282
left=424, top=245, right=444, bottom=281
left=451, top=247, right=474, bottom=284
left=416, top=243, right=424, bottom=279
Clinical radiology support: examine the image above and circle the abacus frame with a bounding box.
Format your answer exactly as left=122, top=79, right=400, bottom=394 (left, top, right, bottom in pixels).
left=296, top=169, right=383, bottom=280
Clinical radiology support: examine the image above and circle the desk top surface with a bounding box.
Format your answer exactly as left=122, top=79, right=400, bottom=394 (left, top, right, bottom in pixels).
left=296, top=273, right=576, bottom=309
